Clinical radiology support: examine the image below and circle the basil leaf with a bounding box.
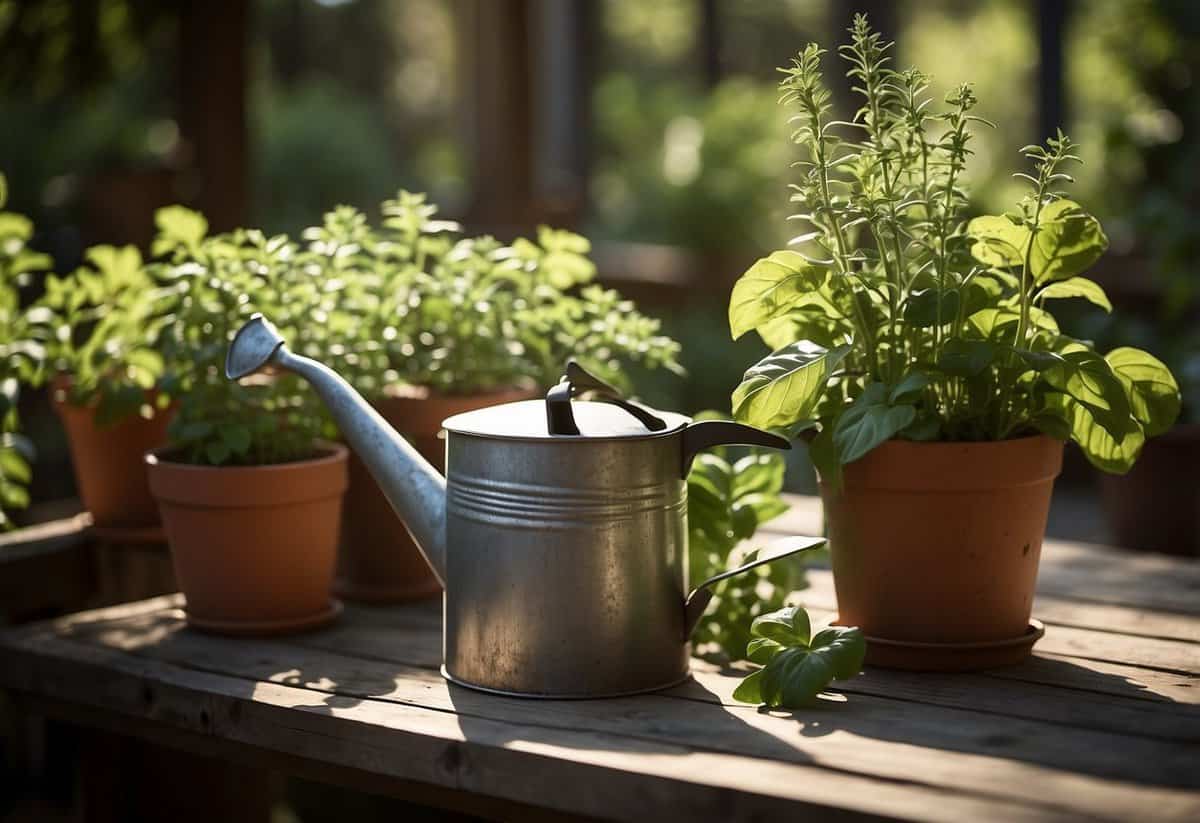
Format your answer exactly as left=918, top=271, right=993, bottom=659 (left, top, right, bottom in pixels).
left=732, top=340, right=850, bottom=429
left=967, top=215, right=1030, bottom=268
left=833, top=384, right=916, bottom=464
left=751, top=605, right=811, bottom=647
left=729, top=251, right=827, bottom=340
left=731, top=668, right=765, bottom=705
left=1036, top=277, right=1112, bottom=312
left=1106, top=347, right=1181, bottom=439
left=757, top=626, right=867, bottom=708
left=1030, top=200, right=1108, bottom=284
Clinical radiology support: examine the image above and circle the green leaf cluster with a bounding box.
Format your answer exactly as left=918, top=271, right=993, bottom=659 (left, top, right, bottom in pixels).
left=728, top=16, right=1180, bottom=477
left=151, top=192, right=680, bottom=466
left=686, top=416, right=806, bottom=662
left=36, top=244, right=176, bottom=425
left=731, top=606, right=866, bottom=709
left=152, top=207, right=338, bottom=466
left=300, top=192, right=683, bottom=398
left=0, top=172, right=53, bottom=527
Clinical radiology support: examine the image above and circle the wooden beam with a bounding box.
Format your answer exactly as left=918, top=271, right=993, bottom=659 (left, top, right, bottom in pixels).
left=1037, top=0, right=1070, bottom=140
left=177, top=0, right=250, bottom=231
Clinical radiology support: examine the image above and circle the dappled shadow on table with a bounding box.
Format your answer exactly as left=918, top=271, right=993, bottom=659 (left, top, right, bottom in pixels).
left=442, top=670, right=812, bottom=767
left=745, top=654, right=1199, bottom=791
left=56, top=604, right=408, bottom=717
left=54, top=601, right=1199, bottom=800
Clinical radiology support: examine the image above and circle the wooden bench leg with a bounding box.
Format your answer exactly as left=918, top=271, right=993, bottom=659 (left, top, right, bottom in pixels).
left=79, top=729, right=279, bottom=823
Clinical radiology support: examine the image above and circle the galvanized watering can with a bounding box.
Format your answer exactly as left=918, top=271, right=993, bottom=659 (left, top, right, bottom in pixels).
left=226, top=314, right=824, bottom=698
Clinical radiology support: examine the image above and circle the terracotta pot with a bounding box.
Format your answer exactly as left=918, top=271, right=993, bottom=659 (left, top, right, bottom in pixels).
left=52, top=381, right=175, bottom=532
left=1097, top=423, right=1200, bottom=556
left=336, top=385, right=538, bottom=602
left=147, top=444, right=348, bottom=634
left=820, top=436, right=1062, bottom=666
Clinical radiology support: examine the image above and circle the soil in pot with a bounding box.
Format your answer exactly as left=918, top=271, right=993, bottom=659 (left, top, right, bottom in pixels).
left=53, top=381, right=175, bottom=533
left=336, top=385, right=537, bottom=602
left=819, top=435, right=1063, bottom=669
left=1098, top=423, right=1200, bottom=557
left=147, top=444, right=348, bottom=634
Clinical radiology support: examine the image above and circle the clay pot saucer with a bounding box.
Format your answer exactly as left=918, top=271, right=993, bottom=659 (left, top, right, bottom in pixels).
left=186, top=599, right=344, bottom=636
left=851, top=619, right=1045, bottom=671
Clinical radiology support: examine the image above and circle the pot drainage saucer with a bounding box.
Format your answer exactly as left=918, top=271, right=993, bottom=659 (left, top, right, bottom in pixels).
left=852, top=619, right=1045, bottom=672
left=186, top=599, right=343, bottom=636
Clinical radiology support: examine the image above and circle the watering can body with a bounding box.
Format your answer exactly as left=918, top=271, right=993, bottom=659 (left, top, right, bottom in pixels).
left=226, top=314, right=823, bottom=698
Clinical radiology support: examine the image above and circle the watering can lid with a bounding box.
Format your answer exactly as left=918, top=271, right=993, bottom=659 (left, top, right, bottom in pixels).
left=443, top=360, right=688, bottom=441
left=443, top=399, right=689, bottom=441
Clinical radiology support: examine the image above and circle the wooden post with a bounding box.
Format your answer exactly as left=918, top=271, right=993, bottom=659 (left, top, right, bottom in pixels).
left=457, top=0, right=592, bottom=235
left=177, top=0, right=250, bottom=232
left=458, top=0, right=536, bottom=236
left=1037, top=0, right=1071, bottom=140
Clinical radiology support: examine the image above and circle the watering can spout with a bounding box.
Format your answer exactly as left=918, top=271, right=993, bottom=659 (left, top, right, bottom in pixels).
left=226, top=314, right=448, bottom=586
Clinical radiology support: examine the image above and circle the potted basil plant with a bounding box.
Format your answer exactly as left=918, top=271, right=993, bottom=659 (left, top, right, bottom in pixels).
left=38, top=243, right=177, bottom=534
left=308, top=192, right=682, bottom=602
left=146, top=207, right=347, bottom=635
left=728, top=17, right=1180, bottom=669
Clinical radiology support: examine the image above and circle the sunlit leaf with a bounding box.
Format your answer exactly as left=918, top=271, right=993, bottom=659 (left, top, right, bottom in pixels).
left=1036, top=277, right=1112, bottom=312
left=1030, top=200, right=1108, bottom=284
left=1106, top=347, right=1181, bottom=438
left=732, top=341, right=849, bottom=429
left=729, top=251, right=827, bottom=340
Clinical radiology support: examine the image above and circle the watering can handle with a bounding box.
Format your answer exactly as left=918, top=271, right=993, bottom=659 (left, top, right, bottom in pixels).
left=682, top=535, right=826, bottom=640
left=545, top=359, right=668, bottom=435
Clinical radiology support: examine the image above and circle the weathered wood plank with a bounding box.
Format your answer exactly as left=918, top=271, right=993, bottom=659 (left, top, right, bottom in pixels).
left=984, top=653, right=1200, bottom=706
left=785, top=570, right=1200, bottom=673
left=26, top=606, right=1200, bottom=820
left=293, top=618, right=1200, bottom=740
left=3, top=630, right=1078, bottom=823
left=5, top=515, right=1200, bottom=823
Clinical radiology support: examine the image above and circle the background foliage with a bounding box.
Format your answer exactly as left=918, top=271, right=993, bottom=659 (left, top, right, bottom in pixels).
left=0, top=174, right=52, bottom=527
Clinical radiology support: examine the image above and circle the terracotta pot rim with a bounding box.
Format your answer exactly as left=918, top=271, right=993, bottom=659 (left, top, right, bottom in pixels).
left=868, top=433, right=1057, bottom=450
left=146, top=441, right=348, bottom=473
left=50, top=373, right=171, bottom=417
left=824, top=434, right=1064, bottom=492
left=147, top=441, right=348, bottom=509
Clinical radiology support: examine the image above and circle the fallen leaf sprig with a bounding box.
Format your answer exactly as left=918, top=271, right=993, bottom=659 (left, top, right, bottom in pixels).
left=732, top=606, right=866, bottom=709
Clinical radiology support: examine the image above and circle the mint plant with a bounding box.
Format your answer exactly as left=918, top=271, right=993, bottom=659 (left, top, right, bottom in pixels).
left=304, top=192, right=682, bottom=399
left=153, top=207, right=334, bottom=466
left=732, top=606, right=865, bottom=709
left=686, top=417, right=802, bottom=662
left=38, top=244, right=175, bottom=424
left=0, top=173, right=52, bottom=527
left=729, top=16, right=1179, bottom=479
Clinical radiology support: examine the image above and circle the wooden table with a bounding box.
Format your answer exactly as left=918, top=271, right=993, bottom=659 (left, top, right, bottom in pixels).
left=2, top=497, right=1198, bottom=821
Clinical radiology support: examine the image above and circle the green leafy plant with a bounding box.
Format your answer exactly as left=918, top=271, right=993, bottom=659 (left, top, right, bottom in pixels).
left=0, top=173, right=52, bottom=527
left=728, top=16, right=1180, bottom=478
left=732, top=606, right=865, bottom=709
left=153, top=207, right=334, bottom=466
left=686, top=418, right=805, bottom=662
left=38, top=244, right=175, bottom=424
left=303, top=192, right=682, bottom=399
